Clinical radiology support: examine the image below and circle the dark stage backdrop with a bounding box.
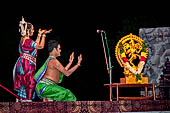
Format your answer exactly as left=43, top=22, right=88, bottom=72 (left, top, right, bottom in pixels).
left=1, top=15, right=170, bottom=101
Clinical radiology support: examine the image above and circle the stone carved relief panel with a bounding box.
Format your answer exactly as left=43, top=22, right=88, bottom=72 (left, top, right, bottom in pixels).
left=139, top=27, right=170, bottom=83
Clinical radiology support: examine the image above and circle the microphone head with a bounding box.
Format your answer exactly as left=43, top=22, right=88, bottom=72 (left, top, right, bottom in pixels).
left=97, top=30, right=103, bottom=33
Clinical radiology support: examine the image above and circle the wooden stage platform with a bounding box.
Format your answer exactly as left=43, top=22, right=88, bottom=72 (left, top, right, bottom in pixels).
left=0, top=100, right=170, bottom=113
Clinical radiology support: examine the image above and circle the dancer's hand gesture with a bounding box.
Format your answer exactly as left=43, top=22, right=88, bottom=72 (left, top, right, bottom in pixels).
left=69, top=52, right=74, bottom=64
left=77, top=54, right=82, bottom=66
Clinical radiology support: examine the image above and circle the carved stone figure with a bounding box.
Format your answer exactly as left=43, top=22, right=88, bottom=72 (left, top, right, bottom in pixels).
left=139, top=27, right=170, bottom=83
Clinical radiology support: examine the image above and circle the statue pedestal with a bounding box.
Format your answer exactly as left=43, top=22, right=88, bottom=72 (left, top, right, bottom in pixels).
left=120, top=76, right=148, bottom=84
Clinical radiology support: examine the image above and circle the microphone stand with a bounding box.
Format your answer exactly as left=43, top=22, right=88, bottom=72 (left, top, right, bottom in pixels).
left=99, top=31, right=113, bottom=101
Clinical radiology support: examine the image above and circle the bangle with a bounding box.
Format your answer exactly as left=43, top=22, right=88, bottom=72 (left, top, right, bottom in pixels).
left=77, top=63, right=81, bottom=66
left=38, top=34, right=41, bottom=37
left=42, top=34, right=46, bottom=37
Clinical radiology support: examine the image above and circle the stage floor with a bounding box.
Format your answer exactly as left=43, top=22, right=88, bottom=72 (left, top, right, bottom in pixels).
left=0, top=100, right=170, bottom=113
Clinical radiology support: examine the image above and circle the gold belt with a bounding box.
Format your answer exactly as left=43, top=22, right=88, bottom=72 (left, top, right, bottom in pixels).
left=21, top=53, right=36, bottom=65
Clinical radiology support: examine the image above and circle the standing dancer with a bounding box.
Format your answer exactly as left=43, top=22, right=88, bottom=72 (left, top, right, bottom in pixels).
left=13, top=17, right=52, bottom=102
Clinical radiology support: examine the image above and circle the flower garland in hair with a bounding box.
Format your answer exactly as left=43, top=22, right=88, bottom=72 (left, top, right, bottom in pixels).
left=119, top=42, right=147, bottom=82
left=19, top=16, right=28, bottom=36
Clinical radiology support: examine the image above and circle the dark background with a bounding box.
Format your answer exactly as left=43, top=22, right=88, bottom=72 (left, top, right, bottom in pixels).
left=1, top=14, right=170, bottom=101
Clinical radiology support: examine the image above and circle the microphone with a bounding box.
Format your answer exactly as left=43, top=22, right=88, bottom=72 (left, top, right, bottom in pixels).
left=97, top=30, right=104, bottom=33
